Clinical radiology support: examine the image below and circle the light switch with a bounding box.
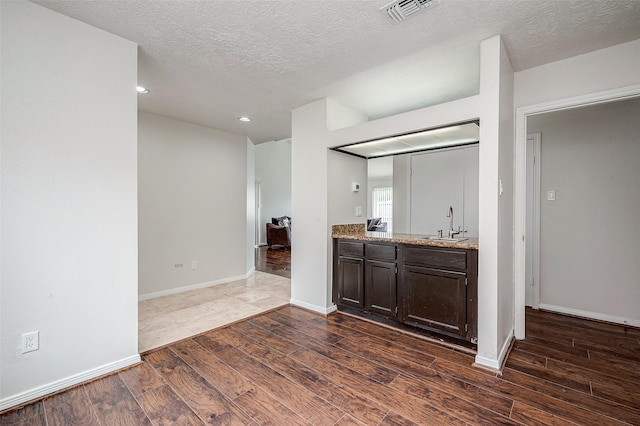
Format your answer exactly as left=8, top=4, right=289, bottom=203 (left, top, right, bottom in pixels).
left=355, top=206, right=362, bottom=217
left=547, top=190, right=556, bottom=201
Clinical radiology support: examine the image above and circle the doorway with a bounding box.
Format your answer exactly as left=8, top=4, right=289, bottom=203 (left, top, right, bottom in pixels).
left=514, top=84, right=640, bottom=339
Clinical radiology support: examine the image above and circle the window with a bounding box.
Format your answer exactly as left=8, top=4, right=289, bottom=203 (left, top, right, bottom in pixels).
left=371, top=187, right=393, bottom=232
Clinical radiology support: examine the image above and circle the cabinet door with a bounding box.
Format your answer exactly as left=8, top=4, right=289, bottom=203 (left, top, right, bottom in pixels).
left=402, top=265, right=467, bottom=337
left=337, top=256, right=364, bottom=308
left=365, top=260, right=397, bottom=318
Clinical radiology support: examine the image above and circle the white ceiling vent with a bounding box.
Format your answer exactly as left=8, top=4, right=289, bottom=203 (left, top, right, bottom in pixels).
left=381, top=0, right=439, bottom=23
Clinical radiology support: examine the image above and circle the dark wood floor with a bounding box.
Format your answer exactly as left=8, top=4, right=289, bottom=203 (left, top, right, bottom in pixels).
left=2, top=307, right=639, bottom=425
left=255, top=246, right=291, bottom=278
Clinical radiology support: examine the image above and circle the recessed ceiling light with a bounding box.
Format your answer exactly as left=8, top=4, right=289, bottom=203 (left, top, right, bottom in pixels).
left=136, top=86, right=149, bottom=94
left=238, top=116, right=252, bottom=122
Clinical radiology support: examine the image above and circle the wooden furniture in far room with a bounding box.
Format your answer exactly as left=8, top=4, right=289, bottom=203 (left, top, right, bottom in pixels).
left=266, top=216, right=291, bottom=249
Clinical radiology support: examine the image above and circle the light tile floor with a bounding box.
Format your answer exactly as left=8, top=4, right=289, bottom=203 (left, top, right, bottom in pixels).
left=138, top=271, right=291, bottom=353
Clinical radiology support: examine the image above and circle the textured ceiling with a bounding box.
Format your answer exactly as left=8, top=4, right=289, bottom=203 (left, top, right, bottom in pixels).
left=33, top=0, right=640, bottom=143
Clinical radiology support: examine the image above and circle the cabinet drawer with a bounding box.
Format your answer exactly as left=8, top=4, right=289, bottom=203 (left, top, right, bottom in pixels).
left=338, top=241, right=364, bottom=257
left=366, top=243, right=396, bottom=261
left=403, top=246, right=467, bottom=270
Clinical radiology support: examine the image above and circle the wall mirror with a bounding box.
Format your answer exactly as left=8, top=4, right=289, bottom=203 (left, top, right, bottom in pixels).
left=335, top=121, right=481, bottom=237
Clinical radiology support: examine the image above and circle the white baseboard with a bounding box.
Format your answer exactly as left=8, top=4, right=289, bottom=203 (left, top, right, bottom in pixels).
left=139, top=273, right=250, bottom=301
left=290, top=299, right=336, bottom=315
left=538, top=304, right=640, bottom=328
left=0, top=354, right=140, bottom=412
left=475, top=329, right=514, bottom=371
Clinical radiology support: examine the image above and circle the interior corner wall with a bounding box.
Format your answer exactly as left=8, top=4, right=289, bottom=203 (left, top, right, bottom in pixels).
left=328, top=151, right=368, bottom=227
left=246, top=139, right=256, bottom=273
left=138, top=112, right=248, bottom=298
left=528, top=99, right=640, bottom=324
left=1, top=0, right=138, bottom=408
left=254, top=139, right=292, bottom=246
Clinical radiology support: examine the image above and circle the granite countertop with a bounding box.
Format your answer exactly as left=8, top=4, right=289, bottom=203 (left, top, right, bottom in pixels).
left=331, top=224, right=478, bottom=250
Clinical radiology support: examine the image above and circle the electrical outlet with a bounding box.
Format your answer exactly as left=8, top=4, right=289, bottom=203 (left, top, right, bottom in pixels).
left=22, top=331, right=39, bottom=353
left=191, top=260, right=198, bottom=270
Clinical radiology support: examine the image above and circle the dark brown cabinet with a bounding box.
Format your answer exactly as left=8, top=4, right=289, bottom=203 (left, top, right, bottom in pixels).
left=333, top=238, right=477, bottom=344
left=364, top=243, right=397, bottom=319
left=337, top=256, right=364, bottom=308
left=402, top=265, right=467, bottom=337
left=335, top=241, right=365, bottom=308
left=400, top=245, right=477, bottom=342
left=334, top=240, right=397, bottom=317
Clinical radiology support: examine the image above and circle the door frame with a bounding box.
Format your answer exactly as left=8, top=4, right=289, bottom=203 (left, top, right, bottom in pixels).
left=514, top=83, right=640, bottom=340
left=525, top=133, right=541, bottom=309
left=255, top=182, right=262, bottom=246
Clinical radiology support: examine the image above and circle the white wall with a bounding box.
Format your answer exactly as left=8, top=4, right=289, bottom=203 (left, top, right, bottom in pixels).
left=528, top=99, right=640, bottom=324
left=138, top=112, right=248, bottom=298
left=254, top=139, right=291, bottom=245
left=496, top=37, right=515, bottom=366
left=1, top=1, right=139, bottom=409
left=291, top=100, right=333, bottom=313
left=328, top=151, right=368, bottom=227
left=515, top=38, right=640, bottom=109
left=476, top=35, right=514, bottom=369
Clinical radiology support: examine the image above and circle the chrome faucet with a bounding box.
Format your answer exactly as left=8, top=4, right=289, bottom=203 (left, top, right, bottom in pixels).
left=447, top=206, right=463, bottom=239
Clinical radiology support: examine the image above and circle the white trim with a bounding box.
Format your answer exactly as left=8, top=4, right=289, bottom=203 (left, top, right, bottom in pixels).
left=526, top=133, right=541, bottom=309
left=290, top=299, right=337, bottom=315
left=474, top=329, right=514, bottom=370
left=474, top=354, right=501, bottom=370
left=326, top=304, right=338, bottom=314
left=514, top=83, right=640, bottom=340
left=138, top=273, right=250, bottom=301
left=539, top=304, right=640, bottom=328
left=0, top=354, right=140, bottom=412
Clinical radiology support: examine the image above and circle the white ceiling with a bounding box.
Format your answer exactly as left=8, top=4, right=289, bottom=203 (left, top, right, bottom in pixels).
left=34, top=0, right=640, bottom=144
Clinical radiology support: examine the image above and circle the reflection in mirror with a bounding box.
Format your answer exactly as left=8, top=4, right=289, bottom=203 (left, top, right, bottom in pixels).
left=367, top=157, right=393, bottom=232
left=367, top=145, right=479, bottom=236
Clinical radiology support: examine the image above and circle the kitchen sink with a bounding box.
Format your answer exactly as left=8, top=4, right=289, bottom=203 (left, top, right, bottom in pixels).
left=423, top=236, right=468, bottom=242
